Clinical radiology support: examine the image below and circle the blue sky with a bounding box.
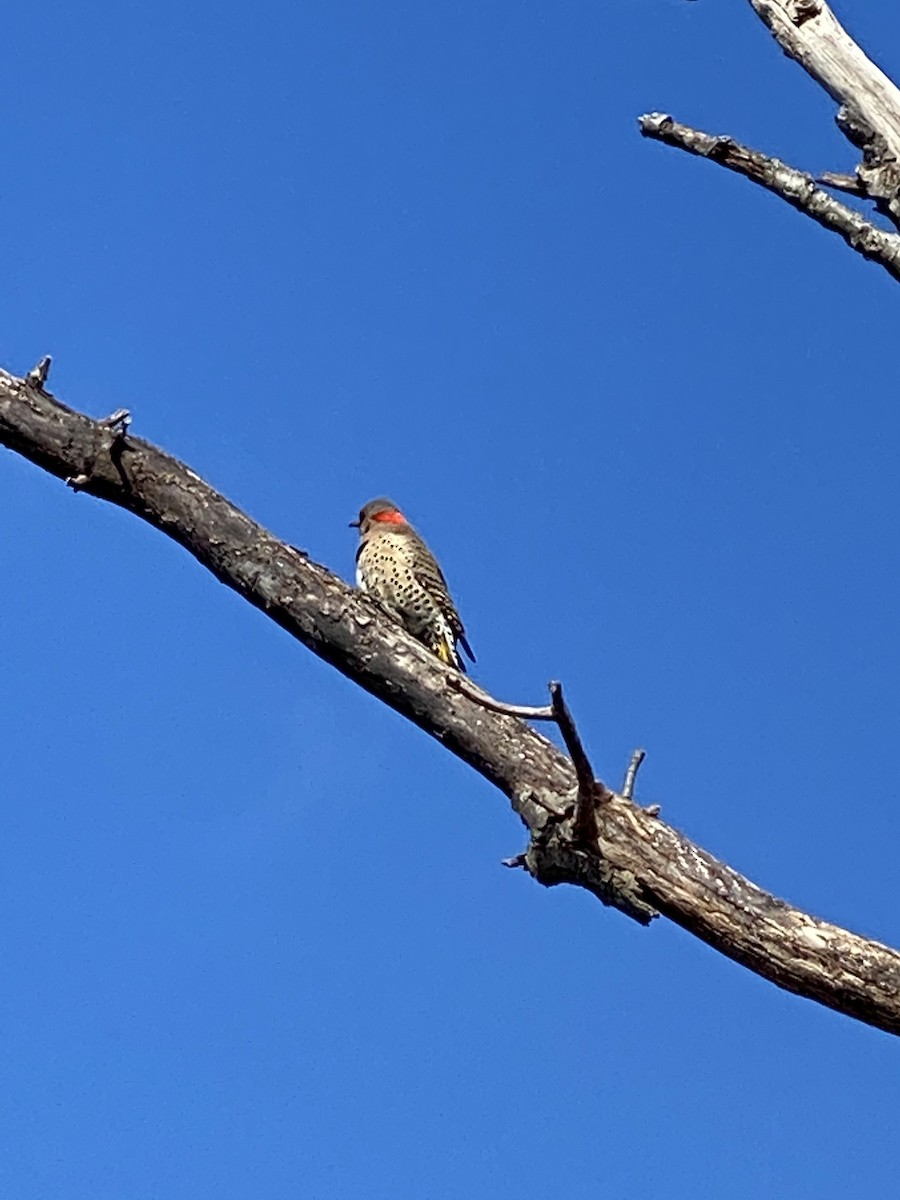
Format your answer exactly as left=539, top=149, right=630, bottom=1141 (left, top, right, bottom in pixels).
left=3, top=1, right=900, bottom=1196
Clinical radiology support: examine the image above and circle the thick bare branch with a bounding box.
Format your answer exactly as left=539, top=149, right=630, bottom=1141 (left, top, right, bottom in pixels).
left=747, top=0, right=900, bottom=153
left=747, top=1, right=900, bottom=226
left=639, top=113, right=900, bottom=281
left=2, top=365, right=900, bottom=1035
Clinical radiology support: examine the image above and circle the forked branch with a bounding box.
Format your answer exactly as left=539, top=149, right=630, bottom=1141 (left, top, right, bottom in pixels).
left=644, top=2, right=900, bottom=260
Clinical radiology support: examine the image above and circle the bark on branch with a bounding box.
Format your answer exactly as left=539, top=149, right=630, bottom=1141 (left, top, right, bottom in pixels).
left=2, top=364, right=900, bottom=1036
left=639, top=113, right=900, bottom=282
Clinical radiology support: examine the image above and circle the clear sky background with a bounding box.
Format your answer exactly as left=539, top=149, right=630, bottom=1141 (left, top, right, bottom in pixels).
left=2, top=1, right=900, bottom=1196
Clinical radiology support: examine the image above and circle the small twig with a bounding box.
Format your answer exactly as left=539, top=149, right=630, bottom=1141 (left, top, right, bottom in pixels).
left=548, top=683, right=593, bottom=795
left=639, top=113, right=900, bottom=283
left=548, top=681, right=607, bottom=843
left=25, top=356, right=52, bottom=390
left=818, top=170, right=865, bottom=195
left=98, top=408, right=132, bottom=437
left=451, top=675, right=605, bottom=841
left=448, top=675, right=555, bottom=721
left=621, top=749, right=646, bottom=801
left=65, top=409, right=133, bottom=492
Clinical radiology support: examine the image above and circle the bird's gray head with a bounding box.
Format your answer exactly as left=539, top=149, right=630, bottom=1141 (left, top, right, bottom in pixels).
left=350, top=498, right=411, bottom=536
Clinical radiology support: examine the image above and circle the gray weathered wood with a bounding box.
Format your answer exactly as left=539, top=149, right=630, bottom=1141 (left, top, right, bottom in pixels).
left=639, top=113, right=900, bottom=280
left=646, top=3, right=900, bottom=247
left=748, top=0, right=900, bottom=156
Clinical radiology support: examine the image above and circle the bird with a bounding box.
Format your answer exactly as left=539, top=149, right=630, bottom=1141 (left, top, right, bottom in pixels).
left=351, top=497, right=476, bottom=672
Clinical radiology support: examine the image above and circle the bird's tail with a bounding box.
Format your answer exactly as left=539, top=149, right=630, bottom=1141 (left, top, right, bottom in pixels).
left=435, top=636, right=466, bottom=673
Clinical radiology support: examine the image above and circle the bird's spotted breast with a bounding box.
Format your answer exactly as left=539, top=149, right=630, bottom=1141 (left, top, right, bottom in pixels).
left=353, top=514, right=472, bottom=671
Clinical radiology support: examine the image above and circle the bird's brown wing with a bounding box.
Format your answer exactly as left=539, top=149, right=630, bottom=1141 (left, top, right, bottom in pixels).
left=410, top=534, right=476, bottom=663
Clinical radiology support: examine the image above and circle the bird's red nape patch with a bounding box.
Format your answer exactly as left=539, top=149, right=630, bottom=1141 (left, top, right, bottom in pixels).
left=372, top=510, right=406, bottom=525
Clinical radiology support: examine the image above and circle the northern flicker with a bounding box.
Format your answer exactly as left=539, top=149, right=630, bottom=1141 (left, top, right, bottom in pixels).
left=351, top=498, right=476, bottom=672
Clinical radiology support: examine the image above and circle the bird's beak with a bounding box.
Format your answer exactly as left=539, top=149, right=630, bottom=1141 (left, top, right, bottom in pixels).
left=349, top=519, right=360, bottom=529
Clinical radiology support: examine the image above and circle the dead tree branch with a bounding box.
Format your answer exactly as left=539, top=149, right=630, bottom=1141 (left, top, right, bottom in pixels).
left=747, top=0, right=900, bottom=178
left=644, top=3, right=900, bottom=261
left=639, top=114, right=900, bottom=282
left=748, top=0, right=900, bottom=225
left=2, top=365, right=900, bottom=1034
